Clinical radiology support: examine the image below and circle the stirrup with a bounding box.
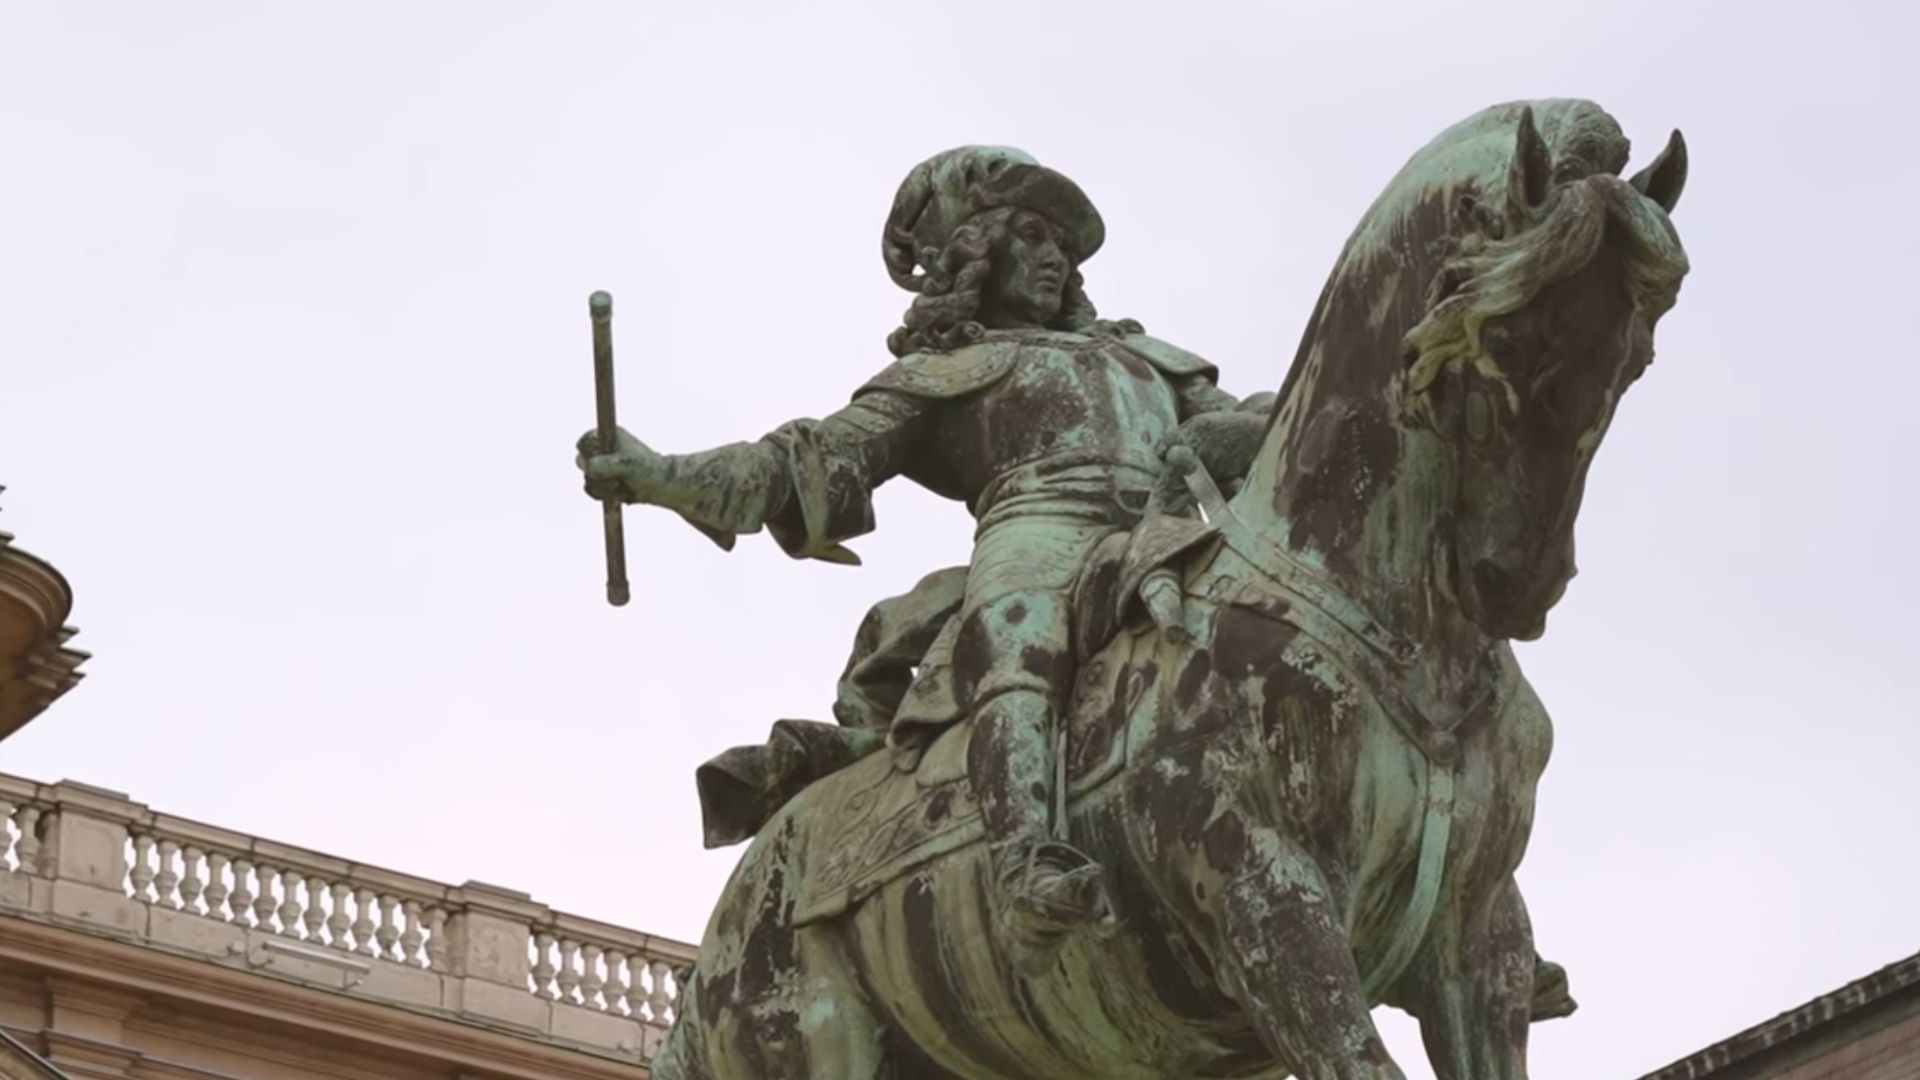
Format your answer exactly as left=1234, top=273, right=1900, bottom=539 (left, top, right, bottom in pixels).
left=1001, top=841, right=1113, bottom=933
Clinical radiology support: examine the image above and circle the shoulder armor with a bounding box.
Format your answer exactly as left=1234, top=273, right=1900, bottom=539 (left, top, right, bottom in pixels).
left=855, top=344, right=1015, bottom=401
left=1121, top=333, right=1218, bottom=381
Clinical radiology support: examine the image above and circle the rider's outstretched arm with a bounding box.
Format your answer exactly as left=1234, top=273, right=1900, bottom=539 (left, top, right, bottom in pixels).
left=582, top=389, right=928, bottom=564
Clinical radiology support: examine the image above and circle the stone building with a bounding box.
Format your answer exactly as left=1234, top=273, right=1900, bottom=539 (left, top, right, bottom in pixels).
left=1638, top=953, right=1920, bottom=1079
left=0, top=487, right=86, bottom=745
left=0, top=492, right=694, bottom=1080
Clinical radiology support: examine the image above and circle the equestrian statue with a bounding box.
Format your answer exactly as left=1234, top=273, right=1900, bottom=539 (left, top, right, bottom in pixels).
left=575, top=97, right=1690, bottom=1080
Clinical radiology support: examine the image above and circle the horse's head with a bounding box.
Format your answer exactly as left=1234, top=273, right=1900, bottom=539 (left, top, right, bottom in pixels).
left=1401, top=109, right=1689, bottom=639
left=1243, top=100, right=1690, bottom=645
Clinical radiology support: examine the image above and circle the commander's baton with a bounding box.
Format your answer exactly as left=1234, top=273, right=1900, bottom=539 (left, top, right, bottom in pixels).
left=589, top=290, right=631, bottom=607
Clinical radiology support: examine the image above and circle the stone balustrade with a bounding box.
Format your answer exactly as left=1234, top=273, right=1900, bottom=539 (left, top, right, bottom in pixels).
left=0, top=771, right=695, bottom=1064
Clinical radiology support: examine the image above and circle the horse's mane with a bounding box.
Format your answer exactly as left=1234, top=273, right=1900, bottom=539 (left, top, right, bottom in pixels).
left=1265, top=98, right=1688, bottom=445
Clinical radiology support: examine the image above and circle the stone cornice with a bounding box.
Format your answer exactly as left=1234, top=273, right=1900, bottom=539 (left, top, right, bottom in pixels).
left=1637, top=950, right=1920, bottom=1079
left=0, top=917, right=646, bottom=1080
left=0, top=487, right=87, bottom=743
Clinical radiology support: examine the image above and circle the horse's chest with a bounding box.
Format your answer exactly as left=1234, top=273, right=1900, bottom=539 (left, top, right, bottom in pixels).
left=1347, top=667, right=1550, bottom=970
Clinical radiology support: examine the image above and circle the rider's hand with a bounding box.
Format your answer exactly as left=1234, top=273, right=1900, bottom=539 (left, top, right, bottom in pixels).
left=1158, top=412, right=1266, bottom=486
left=575, top=427, right=665, bottom=504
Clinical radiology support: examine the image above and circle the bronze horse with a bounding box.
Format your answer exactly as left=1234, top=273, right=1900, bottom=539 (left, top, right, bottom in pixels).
left=652, top=99, right=1690, bottom=1080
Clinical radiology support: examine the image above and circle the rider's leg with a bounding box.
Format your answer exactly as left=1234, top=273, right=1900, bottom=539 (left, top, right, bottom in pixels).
left=956, top=517, right=1116, bottom=964
left=969, top=687, right=1110, bottom=947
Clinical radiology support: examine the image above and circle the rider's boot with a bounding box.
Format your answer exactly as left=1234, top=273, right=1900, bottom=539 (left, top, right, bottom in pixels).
left=968, top=688, right=1114, bottom=970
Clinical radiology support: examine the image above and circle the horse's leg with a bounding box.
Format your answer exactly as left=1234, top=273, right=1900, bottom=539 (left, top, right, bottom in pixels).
left=1211, top=826, right=1406, bottom=1080
left=1395, top=875, right=1535, bottom=1080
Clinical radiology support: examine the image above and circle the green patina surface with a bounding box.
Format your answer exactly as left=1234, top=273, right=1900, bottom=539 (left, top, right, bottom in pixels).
left=576, top=100, right=1689, bottom=1079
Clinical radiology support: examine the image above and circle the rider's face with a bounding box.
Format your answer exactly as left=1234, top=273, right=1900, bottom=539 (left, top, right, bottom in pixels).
left=985, top=211, right=1070, bottom=327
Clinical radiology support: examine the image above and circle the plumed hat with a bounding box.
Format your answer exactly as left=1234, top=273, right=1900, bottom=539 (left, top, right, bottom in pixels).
left=882, top=146, right=1105, bottom=293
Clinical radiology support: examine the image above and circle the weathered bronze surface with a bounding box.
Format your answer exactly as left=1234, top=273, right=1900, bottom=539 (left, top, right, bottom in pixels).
left=578, top=98, right=1689, bottom=1079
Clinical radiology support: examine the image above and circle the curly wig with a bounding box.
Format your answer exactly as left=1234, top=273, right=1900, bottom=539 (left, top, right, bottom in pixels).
left=886, top=208, right=1127, bottom=357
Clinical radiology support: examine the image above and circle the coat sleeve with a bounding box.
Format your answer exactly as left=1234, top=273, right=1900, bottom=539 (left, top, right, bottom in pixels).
left=653, top=389, right=928, bottom=564
left=761, top=390, right=927, bottom=562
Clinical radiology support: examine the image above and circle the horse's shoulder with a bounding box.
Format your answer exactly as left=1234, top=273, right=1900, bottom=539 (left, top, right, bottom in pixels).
left=1203, top=585, right=1361, bottom=699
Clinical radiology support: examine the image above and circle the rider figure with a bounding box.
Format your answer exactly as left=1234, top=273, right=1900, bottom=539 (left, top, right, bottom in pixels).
left=578, top=146, right=1265, bottom=962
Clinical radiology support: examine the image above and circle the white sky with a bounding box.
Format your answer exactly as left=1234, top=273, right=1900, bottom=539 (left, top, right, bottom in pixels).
left=3, top=3, right=1916, bottom=1076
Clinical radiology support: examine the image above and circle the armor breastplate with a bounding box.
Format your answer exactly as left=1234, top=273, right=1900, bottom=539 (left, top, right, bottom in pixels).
left=938, top=333, right=1182, bottom=501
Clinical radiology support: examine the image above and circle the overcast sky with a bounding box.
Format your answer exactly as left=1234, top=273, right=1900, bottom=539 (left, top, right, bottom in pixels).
left=4, top=2, right=1916, bottom=1076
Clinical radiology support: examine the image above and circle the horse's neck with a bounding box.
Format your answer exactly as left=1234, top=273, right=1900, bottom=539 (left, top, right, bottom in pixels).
left=1230, top=358, right=1488, bottom=685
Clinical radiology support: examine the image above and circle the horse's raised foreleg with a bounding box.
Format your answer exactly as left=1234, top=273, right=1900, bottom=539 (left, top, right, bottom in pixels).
left=1212, top=827, right=1406, bottom=1080
left=1397, top=875, right=1535, bottom=1080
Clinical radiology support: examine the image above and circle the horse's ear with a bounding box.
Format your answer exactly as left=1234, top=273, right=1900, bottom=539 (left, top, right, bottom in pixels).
left=1506, top=106, right=1553, bottom=220
left=1630, top=128, right=1688, bottom=213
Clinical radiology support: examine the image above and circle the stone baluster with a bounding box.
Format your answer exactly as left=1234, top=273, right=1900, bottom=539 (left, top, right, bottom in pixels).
left=532, top=931, right=558, bottom=998
left=15, top=807, right=40, bottom=874
left=581, top=943, right=606, bottom=1010
left=229, top=857, right=253, bottom=925
left=204, top=852, right=230, bottom=921
left=128, top=833, right=156, bottom=900
left=301, top=876, right=327, bottom=943
left=648, top=959, right=676, bottom=1023
left=424, top=905, right=449, bottom=969
left=352, top=886, right=377, bottom=956
left=154, top=838, right=181, bottom=908
left=254, top=864, right=281, bottom=932
left=0, top=800, right=14, bottom=871
left=278, top=870, right=305, bottom=938
left=556, top=938, right=581, bottom=1003
left=605, top=949, right=631, bottom=1016
left=327, top=881, right=351, bottom=950
left=179, top=845, right=205, bottom=914
left=376, top=894, right=402, bottom=960
left=401, top=899, right=426, bottom=965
